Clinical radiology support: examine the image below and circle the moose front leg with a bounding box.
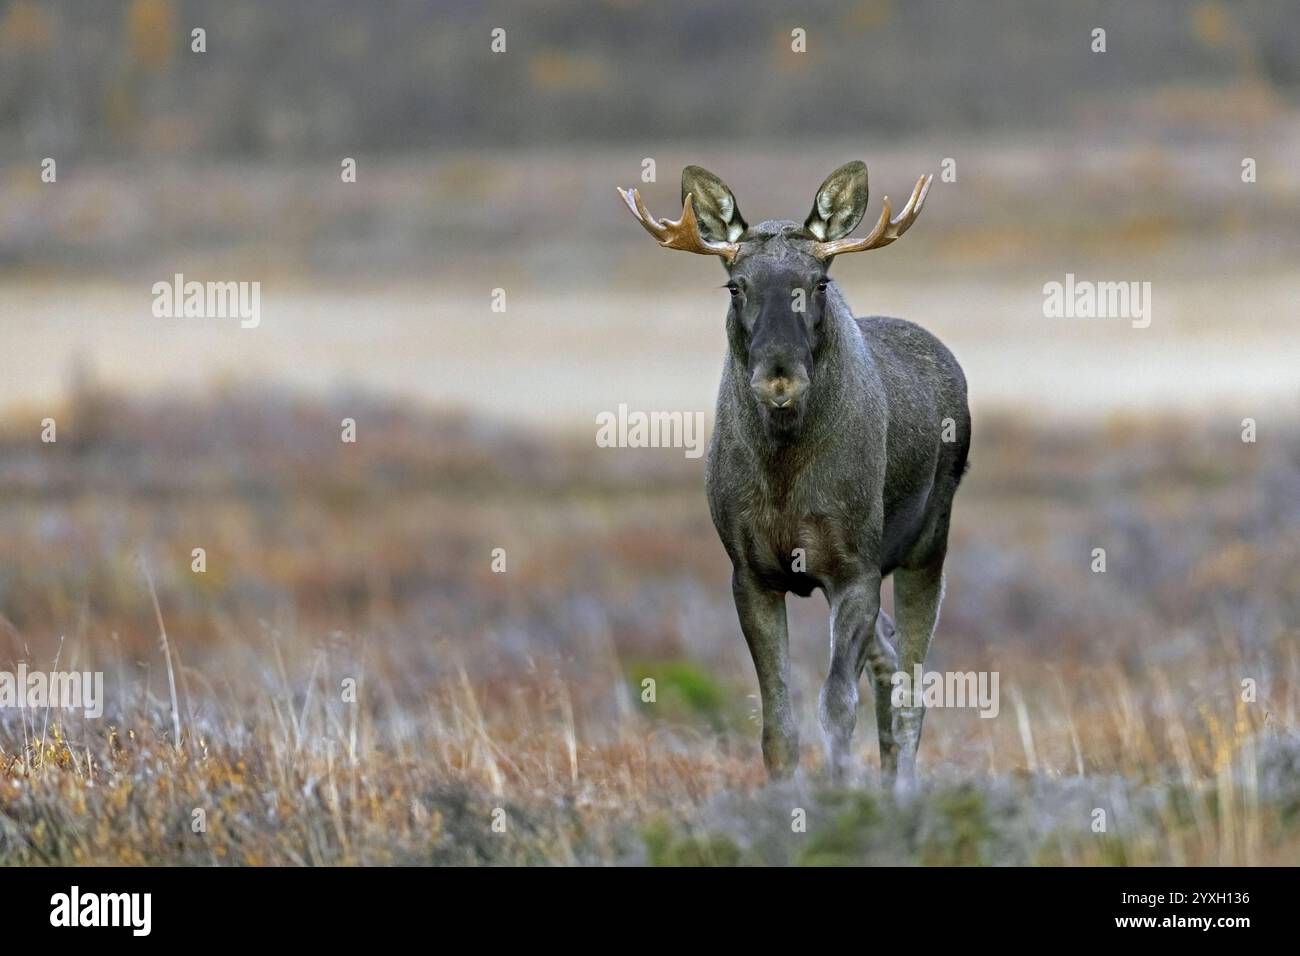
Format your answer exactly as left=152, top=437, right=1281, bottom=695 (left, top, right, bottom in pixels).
left=732, top=569, right=798, bottom=778
left=820, top=571, right=882, bottom=784
left=869, top=609, right=901, bottom=780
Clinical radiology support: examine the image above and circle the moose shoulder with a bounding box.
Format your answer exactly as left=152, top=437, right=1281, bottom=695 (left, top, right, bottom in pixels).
left=618, top=162, right=970, bottom=788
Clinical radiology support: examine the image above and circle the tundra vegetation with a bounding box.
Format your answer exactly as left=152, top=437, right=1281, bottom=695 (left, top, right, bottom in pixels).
left=0, top=387, right=1296, bottom=865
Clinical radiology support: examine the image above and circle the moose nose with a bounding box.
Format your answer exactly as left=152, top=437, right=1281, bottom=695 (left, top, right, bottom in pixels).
left=750, top=372, right=807, bottom=409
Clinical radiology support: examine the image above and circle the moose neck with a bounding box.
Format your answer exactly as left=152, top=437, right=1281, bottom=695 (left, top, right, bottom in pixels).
left=726, top=284, right=871, bottom=460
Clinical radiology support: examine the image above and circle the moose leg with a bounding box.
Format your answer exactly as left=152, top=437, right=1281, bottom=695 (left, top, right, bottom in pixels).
left=820, top=572, right=882, bottom=784
left=892, top=562, right=945, bottom=789
left=868, top=609, right=901, bottom=779
left=733, top=570, right=798, bottom=778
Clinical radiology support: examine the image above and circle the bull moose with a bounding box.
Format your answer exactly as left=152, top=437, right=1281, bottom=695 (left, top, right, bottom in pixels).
left=618, top=162, right=970, bottom=787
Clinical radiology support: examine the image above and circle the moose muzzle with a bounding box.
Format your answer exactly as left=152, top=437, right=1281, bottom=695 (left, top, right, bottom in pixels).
left=750, top=365, right=810, bottom=409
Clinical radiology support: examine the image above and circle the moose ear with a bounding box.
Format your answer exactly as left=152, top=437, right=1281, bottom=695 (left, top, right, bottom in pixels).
left=681, top=166, right=747, bottom=243
left=804, top=161, right=868, bottom=241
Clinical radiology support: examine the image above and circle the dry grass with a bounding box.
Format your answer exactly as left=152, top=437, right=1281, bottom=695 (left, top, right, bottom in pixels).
left=1, top=385, right=1297, bottom=865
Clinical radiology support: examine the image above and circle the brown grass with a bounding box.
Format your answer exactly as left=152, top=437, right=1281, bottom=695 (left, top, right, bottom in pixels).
left=1, top=386, right=1297, bottom=865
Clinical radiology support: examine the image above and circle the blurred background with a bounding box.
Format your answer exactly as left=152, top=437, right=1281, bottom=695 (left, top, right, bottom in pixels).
left=1, top=0, right=1298, bottom=420
left=0, top=0, right=1298, bottom=865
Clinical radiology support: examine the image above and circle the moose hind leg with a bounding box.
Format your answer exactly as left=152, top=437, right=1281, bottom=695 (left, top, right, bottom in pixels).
left=892, top=563, right=945, bottom=787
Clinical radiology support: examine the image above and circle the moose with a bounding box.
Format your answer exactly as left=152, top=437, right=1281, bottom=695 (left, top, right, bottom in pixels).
left=618, top=162, right=970, bottom=787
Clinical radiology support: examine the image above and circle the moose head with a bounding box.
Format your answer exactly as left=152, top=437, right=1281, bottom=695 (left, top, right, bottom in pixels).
left=618, top=163, right=931, bottom=440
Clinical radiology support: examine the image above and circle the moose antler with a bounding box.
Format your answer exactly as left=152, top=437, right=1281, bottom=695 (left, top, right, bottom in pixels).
left=812, top=174, right=932, bottom=259
left=616, top=187, right=741, bottom=264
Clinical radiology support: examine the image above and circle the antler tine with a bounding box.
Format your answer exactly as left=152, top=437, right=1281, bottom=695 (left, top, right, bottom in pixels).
left=813, top=173, right=933, bottom=259
left=618, top=186, right=666, bottom=241
left=888, top=173, right=932, bottom=240
left=616, top=187, right=740, bottom=263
